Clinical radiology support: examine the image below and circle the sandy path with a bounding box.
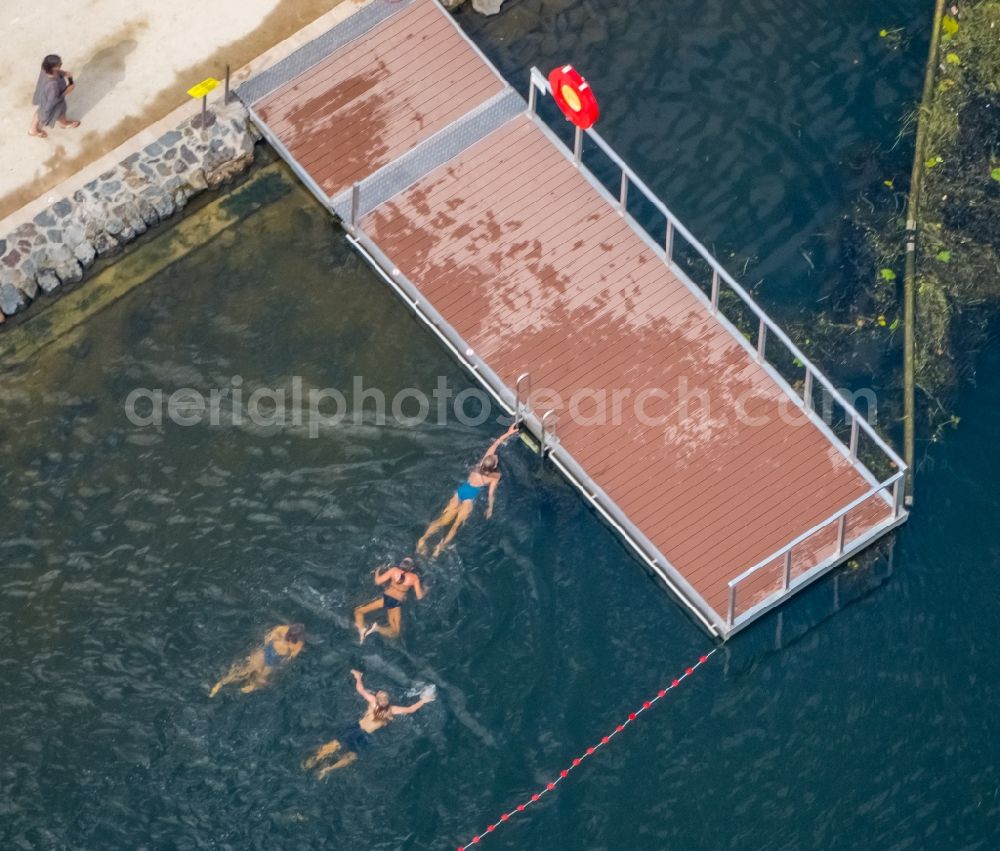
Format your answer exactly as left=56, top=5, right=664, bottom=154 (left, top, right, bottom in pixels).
left=0, top=0, right=359, bottom=221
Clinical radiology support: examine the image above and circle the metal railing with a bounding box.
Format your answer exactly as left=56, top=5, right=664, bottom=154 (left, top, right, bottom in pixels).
left=527, top=67, right=908, bottom=628
left=726, top=470, right=904, bottom=627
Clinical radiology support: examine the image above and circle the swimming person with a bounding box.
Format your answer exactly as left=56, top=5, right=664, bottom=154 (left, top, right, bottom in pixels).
left=303, top=669, right=435, bottom=777
left=417, top=422, right=519, bottom=558
left=209, top=623, right=305, bottom=697
left=353, top=557, right=426, bottom=643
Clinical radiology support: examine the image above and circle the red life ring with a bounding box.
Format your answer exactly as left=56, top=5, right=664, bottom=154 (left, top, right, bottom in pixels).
left=548, top=65, right=600, bottom=130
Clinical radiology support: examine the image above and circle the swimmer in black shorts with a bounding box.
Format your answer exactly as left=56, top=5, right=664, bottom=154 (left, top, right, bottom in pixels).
left=353, top=557, right=426, bottom=643
left=303, top=669, right=435, bottom=777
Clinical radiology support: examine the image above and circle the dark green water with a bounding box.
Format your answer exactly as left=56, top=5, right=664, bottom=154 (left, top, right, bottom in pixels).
left=6, top=1, right=1000, bottom=849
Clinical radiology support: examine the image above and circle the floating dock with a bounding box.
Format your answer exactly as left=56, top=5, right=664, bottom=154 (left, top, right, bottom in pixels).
left=237, top=0, right=908, bottom=638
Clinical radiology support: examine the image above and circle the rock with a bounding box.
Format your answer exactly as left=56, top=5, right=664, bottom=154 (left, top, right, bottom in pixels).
left=0, top=280, right=30, bottom=313
left=93, top=231, right=121, bottom=257
left=158, top=129, right=182, bottom=147
left=38, top=243, right=83, bottom=286
left=142, top=186, right=175, bottom=220
left=63, top=223, right=86, bottom=248
left=1, top=248, right=20, bottom=268
left=136, top=197, right=159, bottom=227
left=73, top=241, right=96, bottom=269
left=471, top=0, right=505, bottom=13
left=1, top=266, right=38, bottom=302
left=114, top=202, right=147, bottom=238
left=103, top=213, right=125, bottom=237
left=440, top=0, right=466, bottom=8
left=186, top=169, right=208, bottom=192
left=58, top=260, right=83, bottom=285
left=52, top=198, right=73, bottom=218
left=36, top=269, right=61, bottom=293
left=33, top=209, right=57, bottom=228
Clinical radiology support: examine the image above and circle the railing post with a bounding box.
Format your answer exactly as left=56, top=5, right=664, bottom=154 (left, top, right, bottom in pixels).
left=837, top=512, right=848, bottom=555
left=849, top=414, right=860, bottom=460
left=727, top=585, right=736, bottom=628
left=756, top=317, right=767, bottom=360
left=710, top=269, right=720, bottom=313
left=350, top=182, right=360, bottom=231
left=892, top=476, right=904, bottom=518
left=803, top=368, right=814, bottom=411
left=515, top=372, right=531, bottom=425
left=540, top=410, right=557, bottom=458
left=528, top=80, right=537, bottom=114
left=224, top=64, right=231, bottom=104
left=618, top=170, right=628, bottom=211
left=782, top=548, right=793, bottom=590
left=573, top=126, right=583, bottom=164
left=665, top=220, right=674, bottom=261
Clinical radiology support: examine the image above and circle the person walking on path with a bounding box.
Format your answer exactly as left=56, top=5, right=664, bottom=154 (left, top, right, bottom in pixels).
left=29, top=54, right=80, bottom=139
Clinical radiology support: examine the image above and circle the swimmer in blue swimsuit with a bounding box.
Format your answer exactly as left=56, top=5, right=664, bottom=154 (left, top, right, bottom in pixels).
left=209, top=623, right=305, bottom=697
left=304, top=668, right=435, bottom=777
left=354, top=558, right=426, bottom=643
left=417, top=422, right=519, bottom=558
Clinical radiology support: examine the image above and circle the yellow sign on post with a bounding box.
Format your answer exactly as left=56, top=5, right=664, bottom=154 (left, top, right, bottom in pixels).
left=187, top=78, right=219, bottom=99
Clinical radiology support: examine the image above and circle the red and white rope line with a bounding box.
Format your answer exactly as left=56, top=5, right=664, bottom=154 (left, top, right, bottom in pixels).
left=457, top=647, right=718, bottom=849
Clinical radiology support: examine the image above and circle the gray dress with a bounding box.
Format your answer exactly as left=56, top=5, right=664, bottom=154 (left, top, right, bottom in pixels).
left=32, top=71, right=68, bottom=127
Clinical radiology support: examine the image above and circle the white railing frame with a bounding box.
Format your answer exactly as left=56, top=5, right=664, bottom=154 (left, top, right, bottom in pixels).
left=527, top=68, right=906, bottom=476
left=725, top=471, right=904, bottom=626
left=528, top=68, right=909, bottom=629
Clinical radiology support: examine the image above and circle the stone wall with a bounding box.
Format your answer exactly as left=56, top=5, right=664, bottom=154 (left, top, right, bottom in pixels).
left=0, top=102, right=260, bottom=323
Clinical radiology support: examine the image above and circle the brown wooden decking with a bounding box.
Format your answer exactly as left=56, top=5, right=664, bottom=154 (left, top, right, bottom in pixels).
left=253, top=0, right=504, bottom=199
left=240, top=0, right=904, bottom=635
left=362, top=113, right=893, bottom=617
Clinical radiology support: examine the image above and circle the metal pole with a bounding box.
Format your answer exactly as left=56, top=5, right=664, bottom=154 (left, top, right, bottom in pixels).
left=528, top=80, right=537, bottom=114
left=201, top=95, right=207, bottom=135
left=803, top=368, right=814, bottom=411
left=710, top=270, right=720, bottom=313
left=727, top=585, right=736, bottom=628
left=782, top=548, right=793, bottom=590
left=837, top=513, right=848, bottom=555
left=892, top=477, right=904, bottom=518
left=573, top=126, right=583, bottom=164
left=540, top=410, right=557, bottom=457
left=224, top=64, right=230, bottom=104
left=619, top=171, right=628, bottom=210
left=756, top=318, right=767, bottom=360
left=849, top=415, right=860, bottom=460
left=350, top=182, right=360, bottom=231
left=515, top=372, right=531, bottom=424
left=665, top=220, right=674, bottom=261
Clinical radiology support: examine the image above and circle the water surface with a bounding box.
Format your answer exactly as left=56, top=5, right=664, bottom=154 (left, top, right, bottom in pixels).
left=6, top=2, right=998, bottom=849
